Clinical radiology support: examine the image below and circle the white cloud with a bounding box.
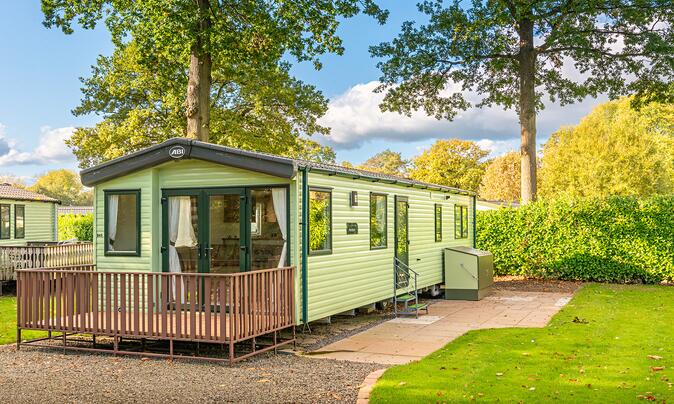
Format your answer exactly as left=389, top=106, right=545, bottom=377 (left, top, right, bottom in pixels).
left=0, top=125, right=76, bottom=166
left=476, top=138, right=520, bottom=158
left=317, top=81, right=604, bottom=150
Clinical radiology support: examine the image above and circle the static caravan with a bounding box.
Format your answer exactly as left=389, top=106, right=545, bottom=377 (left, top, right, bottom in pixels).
left=80, top=138, right=476, bottom=323
left=14, top=138, right=475, bottom=362
left=0, top=183, right=59, bottom=245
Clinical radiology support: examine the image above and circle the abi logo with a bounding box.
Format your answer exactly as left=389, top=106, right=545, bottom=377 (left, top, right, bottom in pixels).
left=168, top=145, right=186, bottom=159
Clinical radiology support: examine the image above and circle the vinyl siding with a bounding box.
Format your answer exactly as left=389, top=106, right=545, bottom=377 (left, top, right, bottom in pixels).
left=303, top=172, right=474, bottom=322
left=94, top=159, right=292, bottom=275
left=0, top=199, right=56, bottom=245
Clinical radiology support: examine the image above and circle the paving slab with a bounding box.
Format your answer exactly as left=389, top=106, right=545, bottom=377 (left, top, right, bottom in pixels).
left=309, top=289, right=574, bottom=365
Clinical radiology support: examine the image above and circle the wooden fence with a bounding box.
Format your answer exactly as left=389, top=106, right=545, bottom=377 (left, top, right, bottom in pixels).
left=16, top=266, right=296, bottom=362
left=0, top=243, right=93, bottom=281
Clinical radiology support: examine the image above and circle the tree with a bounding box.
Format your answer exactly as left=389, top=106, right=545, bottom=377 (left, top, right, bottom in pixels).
left=539, top=97, right=674, bottom=199
left=409, top=139, right=488, bottom=192
left=371, top=0, right=674, bottom=203
left=479, top=152, right=520, bottom=202
left=29, top=169, right=93, bottom=206
left=42, top=0, right=387, bottom=165
left=357, top=149, right=409, bottom=176
left=0, top=175, right=27, bottom=188
left=285, top=139, right=336, bottom=164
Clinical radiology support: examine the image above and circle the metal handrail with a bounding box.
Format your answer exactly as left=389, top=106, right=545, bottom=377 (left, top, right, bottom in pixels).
left=393, top=257, right=419, bottom=317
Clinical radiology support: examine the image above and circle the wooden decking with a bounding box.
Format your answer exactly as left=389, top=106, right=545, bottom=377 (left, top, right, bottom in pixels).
left=16, top=266, right=296, bottom=362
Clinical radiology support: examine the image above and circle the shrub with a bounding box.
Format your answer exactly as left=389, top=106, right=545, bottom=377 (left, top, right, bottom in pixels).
left=58, top=213, right=94, bottom=242
left=476, top=196, right=674, bottom=283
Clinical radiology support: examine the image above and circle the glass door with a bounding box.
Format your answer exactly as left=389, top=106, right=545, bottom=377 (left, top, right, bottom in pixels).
left=395, top=196, right=410, bottom=287
left=204, top=189, right=246, bottom=274
left=162, top=192, right=202, bottom=274
left=162, top=187, right=287, bottom=274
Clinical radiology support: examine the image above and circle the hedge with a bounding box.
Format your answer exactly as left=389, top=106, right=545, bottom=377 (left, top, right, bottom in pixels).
left=476, top=196, right=674, bottom=283
left=58, top=213, right=94, bottom=242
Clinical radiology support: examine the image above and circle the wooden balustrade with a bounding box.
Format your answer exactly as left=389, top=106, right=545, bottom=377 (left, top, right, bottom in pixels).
left=0, top=243, right=93, bottom=281
left=16, top=266, right=296, bottom=362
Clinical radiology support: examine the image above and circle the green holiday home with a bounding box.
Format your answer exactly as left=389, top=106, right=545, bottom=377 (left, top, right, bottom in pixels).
left=15, top=138, right=475, bottom=362
left=0, top=183, right=59, bottom=245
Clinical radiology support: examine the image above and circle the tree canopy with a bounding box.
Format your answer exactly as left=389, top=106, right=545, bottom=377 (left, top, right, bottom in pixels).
left=41, top=0, right=387, bottom=167
left=409, top=139, right=488, bottom=192
left=357, top=149, right=409, bottom=176
left=479, top=151, right=521, bottom=202
left=539, top=97, right=674, bottom=199
left=29, top=169, right=93, bottom=206
left=372, top=0, right=674, bottom=203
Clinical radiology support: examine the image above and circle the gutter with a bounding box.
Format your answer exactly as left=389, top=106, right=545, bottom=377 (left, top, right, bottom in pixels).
left=299, top=166, right=309, bottom=325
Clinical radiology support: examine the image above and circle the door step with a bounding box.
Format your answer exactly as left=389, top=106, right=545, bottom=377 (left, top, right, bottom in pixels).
left=396, top=294, right=416, bottom=302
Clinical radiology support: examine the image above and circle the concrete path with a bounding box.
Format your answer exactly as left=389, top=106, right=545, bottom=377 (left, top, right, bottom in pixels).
left=310, top=290, right=573, bottom=366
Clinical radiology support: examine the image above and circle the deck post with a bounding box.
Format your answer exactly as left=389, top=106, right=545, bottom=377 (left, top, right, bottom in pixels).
left=169, top=339, right=173, bottom=359
left=63, top=333, right=67, bottom=354
left=229, top=341, right=234, bottom=364
left=16, top=328, right=20, bottom=351
left=92, top=334, right=96, bottom=348
left=113, top=336, right=118, bottom=355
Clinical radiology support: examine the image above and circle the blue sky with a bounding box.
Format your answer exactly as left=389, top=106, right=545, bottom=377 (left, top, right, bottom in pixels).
left=0, top=1, right=603, bottom=180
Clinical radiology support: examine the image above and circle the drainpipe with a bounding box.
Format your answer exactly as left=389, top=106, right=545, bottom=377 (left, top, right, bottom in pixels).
left=300, top=166, right=309, bottom=325
left=472, top=194, right=477, bottom=248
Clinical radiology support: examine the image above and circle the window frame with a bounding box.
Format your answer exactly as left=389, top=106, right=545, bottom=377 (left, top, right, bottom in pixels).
left=14, top=204, right=25, bottom=239
left=454, top=204, right=469, bottom=239
left=104, top=189, right=141, bottom=257
left=434, top=204, right=442, bottom=242
left=308, top=186, right=333, bottom=256
left=0, top=204, right=10, bottom=239
left=369, top=192, right=388, bottom=250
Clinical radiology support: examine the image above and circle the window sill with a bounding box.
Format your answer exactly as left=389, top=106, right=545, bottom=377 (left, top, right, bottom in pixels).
left=104, top=251, right=141, bottom=257
left=370, top=245, right=388, bottom=251
left=309, top=249, right=332, bottom=256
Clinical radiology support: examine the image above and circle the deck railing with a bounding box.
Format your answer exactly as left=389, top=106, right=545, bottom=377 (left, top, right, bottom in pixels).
left=16, top=266, right=296, bottom=362
left=0, top=243, right=94, bottom=281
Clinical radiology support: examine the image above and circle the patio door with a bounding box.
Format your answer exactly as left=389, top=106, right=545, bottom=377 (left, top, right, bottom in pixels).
left=162, top=187, right=288, bottom=274
left=162, top=188, right=245, bottom=274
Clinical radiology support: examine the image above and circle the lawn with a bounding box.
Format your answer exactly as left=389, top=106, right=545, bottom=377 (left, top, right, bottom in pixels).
left=370, top=284, right=674, bottom=403
left=0, top=296, right=48, bottom=345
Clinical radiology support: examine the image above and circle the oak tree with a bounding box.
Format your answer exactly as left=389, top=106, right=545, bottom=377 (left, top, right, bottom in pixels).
left=372, top=0, right=674, bottom=203
left=41, top=0, right=387, bottom=165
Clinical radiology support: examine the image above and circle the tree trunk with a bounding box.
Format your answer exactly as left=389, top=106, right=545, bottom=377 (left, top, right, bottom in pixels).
left=185, top=0, right=211, bottom=142
left=518, top=19, right=537, bottom=204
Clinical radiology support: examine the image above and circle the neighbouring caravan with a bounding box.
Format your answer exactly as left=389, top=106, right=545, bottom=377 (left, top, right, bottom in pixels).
left=80, top=138, right=476, bottom=324
left=0, top=183, right=59, bottom=245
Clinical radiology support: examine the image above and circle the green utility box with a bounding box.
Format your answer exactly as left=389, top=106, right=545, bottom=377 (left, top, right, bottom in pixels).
left=442, top=246, right=494, bottom=300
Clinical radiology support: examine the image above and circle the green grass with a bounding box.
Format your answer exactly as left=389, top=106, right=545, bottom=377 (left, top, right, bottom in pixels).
left=0, top=296, right=48, bottom=345
left=371, top=284, right=674, bottom=403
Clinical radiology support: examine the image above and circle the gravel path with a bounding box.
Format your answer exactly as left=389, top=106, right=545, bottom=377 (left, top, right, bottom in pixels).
left=0, top=345, right=380, bottom=403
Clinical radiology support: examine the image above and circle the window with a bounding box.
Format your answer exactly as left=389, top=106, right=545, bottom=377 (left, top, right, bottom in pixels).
left=434, top=204, right=442, bottom=242
left=309, top=188, right=331, bottom=255
left=105, top=190, right=140, bottom=256
left=454, top=205, right=469, bottom=239
left=14, top=205, right=25, bottom=239
left=370, top=193, right=387, bottom=249
left=0, top=204, right=9, bottom=239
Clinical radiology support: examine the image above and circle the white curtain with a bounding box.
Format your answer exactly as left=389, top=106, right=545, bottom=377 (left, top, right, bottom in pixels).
left=168, top=196, right=196, bottom=302
left=271, top=188, right=287, bottom=267
left=107, top=195, right=119, bottom=251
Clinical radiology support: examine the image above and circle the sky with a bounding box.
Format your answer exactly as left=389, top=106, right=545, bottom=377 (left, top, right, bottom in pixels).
left=0, top=1, right=606, bottom=181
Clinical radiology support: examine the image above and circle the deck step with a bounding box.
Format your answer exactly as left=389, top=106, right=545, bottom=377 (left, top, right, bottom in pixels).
left=396, top=294, right=416, bottom=302
left=407, top=303, right=428, bottom=310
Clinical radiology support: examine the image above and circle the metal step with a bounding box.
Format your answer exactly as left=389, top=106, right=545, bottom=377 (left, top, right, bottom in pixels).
left=396, top=293, right=416, bottom=302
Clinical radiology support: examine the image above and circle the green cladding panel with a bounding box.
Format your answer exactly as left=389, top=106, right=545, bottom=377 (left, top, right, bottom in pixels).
left=0, top=199, right=57, bottom=245
left=303, top=172, right=475, bottom=322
